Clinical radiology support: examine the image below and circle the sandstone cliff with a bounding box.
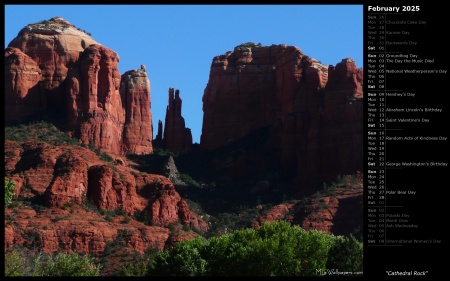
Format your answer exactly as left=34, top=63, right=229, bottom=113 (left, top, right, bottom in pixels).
left=5, top=17, right=153, bottom=156
left=4, top=47, right=43, bottom=122
left=6, top=17, right=98, bottom=123
left=65, top=44, right=125, bottom=155
left=201, top=43, right=363, bottom=190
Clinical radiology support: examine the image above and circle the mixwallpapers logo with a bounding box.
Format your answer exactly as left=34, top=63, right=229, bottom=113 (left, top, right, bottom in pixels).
left=316, top=269, right=363, bottom=276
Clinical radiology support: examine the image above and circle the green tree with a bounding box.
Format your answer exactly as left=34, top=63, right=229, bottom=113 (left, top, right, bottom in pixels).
left=326, top=234, right=363, bottom=273
left=202, top=221, right=334, bottom=276
left=34, top=251, right=101, bottom=276
left=4, top=178, right=16, bottom=207
left=147, top=221, right=355, bottom=276
left=148, top=237, right=207, bottom=276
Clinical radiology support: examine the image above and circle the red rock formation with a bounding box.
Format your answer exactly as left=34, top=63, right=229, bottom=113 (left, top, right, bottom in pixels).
left=290, top=58, right=363, bottom=189
left=4, top=140, right=208, bottom=256
left=6, top=17, right=98, bottom=121
left=4, top=225, right=15, bottom=250
left=44, top=152, right=88, bottom=207
left=65, top=44, right=125, bottom=155
left=201, top=43, right=302, bottom=150
left=9, top=142, right=61, bottom=196
left=4, top=206, right=170, bottom=255
left=5, top=137, right=207, bottom=230
left=251, top=203, right=296, bottom=229
left=252, top=174, right=363, bottom=236
left=163, top=88, right=192, bottom=154
left=300, top=184, right=363, bottom=236
left=321, top=58, right=364, bottom=178
left=135, top=174, right=208, bottom=232
left=201, top=43, right=363, bottom=190
left=87, top=164, right=140, bottom=215
left=5, top=17, right=154, bottom=157
left=4, top=47, right=43, bottom=123
left=4, top=140, right=24, bottom=176
left=120, top=66, right=153, bottom=155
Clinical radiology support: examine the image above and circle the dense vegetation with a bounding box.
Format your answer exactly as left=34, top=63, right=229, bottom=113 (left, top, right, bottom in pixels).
left=5, top=248, right=101, bottom=276
left=146, top=220, right=362, bottom=276
left=5, top=221, right=362, bottom=276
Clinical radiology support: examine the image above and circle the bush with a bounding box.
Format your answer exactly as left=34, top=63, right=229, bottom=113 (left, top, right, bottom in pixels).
left=98, top=151, right=114, bottom=162
left=326, top=234, right=363, bottom=273
left=119, top=261, right=148, bottom=276
left=34, top=251, right=101, bottom=276
left=147, top=221, right=361, bottom=276
left=180, top=173, right=195, bottom=185
left=4, top=248, right=24, bottom=276
left=4, top=178, right=16, bottom=207
left=5, top=248, right=101, bottom=276
left=122, top=216, right=131, bottom=224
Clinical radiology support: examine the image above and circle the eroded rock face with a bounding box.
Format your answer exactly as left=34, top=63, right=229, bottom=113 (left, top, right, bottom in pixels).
left=5, top=17, right=153, bottom=156
left=4, top=140, right=208, bottom=256
left=120, top=67, right=153, bottom=155
left=201, top=43, right=306, bottom=150
left=163, top=88, right=192, bottom=154
left=4, top=207, right=170, bottom=255
left=9, top=141, right=62, bottom=195
left=87, top=164, right=140, bottom=215
left=201, top=43, right=363, bottom=190
left=252, top=174, right=363, bottom=237
left=6, top=17, right=98, bottom=121
left=4, top=47, right=43, bottom=123
left=44, top=152, right=88, bottom=207
left=135, top=174, right=207, bottom=232
left=65, top=44, right=125, bottom=155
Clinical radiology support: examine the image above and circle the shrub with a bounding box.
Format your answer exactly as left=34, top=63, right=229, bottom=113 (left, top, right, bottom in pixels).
left=34, top=251, right=101, bottom=276
left=4, top=248, right=24, bottom=276
left=122, top=216, right=131, bottom=224
left=5, top=248, right=101, bottom=276
left=133, top=209, right=150, bottom=226
left=5, top=178, right=16, bottom=207
left=98, top=151, right=114, bottom=163
left=180, top=173, right=195, bottom=185
left=119, top=261, right=148, bottom=276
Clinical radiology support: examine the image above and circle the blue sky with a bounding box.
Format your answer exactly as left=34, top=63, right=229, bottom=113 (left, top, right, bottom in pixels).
left=5, top=4, right=363, bottom=144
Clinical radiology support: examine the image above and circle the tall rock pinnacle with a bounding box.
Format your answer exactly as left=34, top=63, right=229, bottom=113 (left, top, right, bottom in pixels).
left=163, top=88, right=192, bottom=154
left=120, top=66, right=153, bottom=155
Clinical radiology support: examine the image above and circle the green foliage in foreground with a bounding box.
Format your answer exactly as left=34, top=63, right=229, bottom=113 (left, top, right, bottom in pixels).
left=4, top=248, right=101, bottom=277
left=147, top=220, right=363, bottom=276
left=4, top=178, right=16, bottom=207
left=326, top=234, right=363, bottom=272
left=5, top=222, right=362, bottom=276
